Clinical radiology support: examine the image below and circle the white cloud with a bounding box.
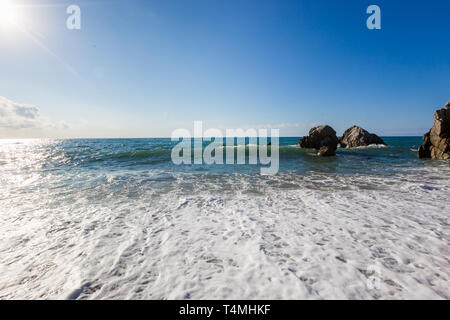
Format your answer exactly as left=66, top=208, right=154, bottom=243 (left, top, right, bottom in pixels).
left=0, top=96, right=68, bottom=131
left=0, top=96, right=42, bottom=129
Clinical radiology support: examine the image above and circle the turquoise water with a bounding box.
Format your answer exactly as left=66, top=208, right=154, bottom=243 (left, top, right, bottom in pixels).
left=2, top=136, right=430, bottom=175
left=0, top=137, right=449, bottom=299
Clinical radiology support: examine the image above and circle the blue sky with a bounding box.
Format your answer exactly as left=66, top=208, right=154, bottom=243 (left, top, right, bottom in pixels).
left=0, top=0, right=449, bottom=138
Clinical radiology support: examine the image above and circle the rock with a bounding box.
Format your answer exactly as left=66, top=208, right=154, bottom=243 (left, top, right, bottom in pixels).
left=418, top=102, right=450, bottom=159
left=317, top=146, right=335, bottom=156
left=418, top=132, right=431, bottom=158
left=299, top=125, right=338, bottom=156
left=339, top=126, right=386, bottom=148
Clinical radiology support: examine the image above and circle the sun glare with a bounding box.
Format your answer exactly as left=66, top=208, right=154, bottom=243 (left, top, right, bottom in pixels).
left=0, top=0, right=20, bottom=29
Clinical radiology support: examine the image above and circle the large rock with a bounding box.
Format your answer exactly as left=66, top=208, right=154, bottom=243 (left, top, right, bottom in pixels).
left=299, top=125, right=338, bottom=156
left=339, top=126, right=386, bottom=148
left=418, top=102, right=450, bottom=159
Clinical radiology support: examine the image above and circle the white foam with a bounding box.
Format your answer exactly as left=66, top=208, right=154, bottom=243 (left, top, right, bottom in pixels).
left=216, top=144, right=258, bottom=150
left=1, top=164, right=449, bottom=300
left=351, top=144, right=388, bottom=149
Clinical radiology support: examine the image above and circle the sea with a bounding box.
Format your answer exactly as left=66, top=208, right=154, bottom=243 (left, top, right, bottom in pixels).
left=0, top=137, right=449, bottom=299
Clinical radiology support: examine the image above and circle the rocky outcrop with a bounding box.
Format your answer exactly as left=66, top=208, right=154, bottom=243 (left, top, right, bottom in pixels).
left=339, top=126, right=386, bottom=148
left=418, top=102, right=450, bottom=159
left=299, top=125, right=338, bottom=156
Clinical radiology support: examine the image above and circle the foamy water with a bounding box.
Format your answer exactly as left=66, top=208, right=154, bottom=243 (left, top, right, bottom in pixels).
left=0, top=138, right=449, bottom=299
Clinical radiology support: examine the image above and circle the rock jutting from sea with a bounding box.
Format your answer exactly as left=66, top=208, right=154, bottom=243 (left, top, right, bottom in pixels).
left=339, top=126, right=386, bottom=148
left=418, top=101, right=450, bottom=160
left=299, top=125, right=338, bottom=156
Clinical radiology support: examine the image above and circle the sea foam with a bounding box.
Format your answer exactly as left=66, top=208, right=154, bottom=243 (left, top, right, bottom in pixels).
left=0, top=139, right=449, bottom=299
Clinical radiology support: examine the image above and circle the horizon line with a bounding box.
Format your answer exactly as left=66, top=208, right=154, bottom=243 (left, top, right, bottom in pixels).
left=0, top=135, right=425, bottom=140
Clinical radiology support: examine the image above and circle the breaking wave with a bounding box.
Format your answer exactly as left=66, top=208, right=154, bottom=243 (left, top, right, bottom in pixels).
left=0, top=137, right=449, bottom=299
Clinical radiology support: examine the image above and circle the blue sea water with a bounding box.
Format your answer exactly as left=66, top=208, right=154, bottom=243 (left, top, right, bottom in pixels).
left=0, top=137, right=449, bottom=299
left=0, top=137, right=435, bottom=191
left=2, top=136, right=429, bottom=173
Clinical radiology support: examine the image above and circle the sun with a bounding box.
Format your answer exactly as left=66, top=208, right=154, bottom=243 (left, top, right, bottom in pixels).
left=0, top=0, right=20, bottom=29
